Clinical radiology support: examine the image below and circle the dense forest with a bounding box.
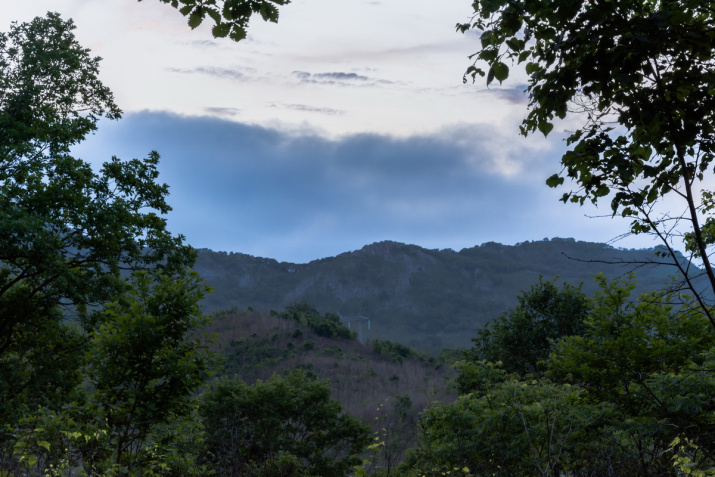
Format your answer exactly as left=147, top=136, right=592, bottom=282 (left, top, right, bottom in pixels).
left=195, top=238, right=708, bottom=351
left=3, top=1, right=715, bottom=476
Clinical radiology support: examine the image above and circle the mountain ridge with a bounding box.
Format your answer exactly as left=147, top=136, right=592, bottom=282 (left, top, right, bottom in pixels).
left=195, top=238, right=700, bottom=350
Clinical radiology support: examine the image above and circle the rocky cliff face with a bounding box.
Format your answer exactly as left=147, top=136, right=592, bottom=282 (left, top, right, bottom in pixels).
left=194, top=239, right=703, bottom=351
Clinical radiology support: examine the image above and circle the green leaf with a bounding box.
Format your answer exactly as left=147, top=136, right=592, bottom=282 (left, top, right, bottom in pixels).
left=525, top=62, right=539, bottom=75
left=538, top=121, right=554, bottom=137
left=201, top=371, right=370, bottom=475
left=188, top=13, right=203, bottom=29
left=260, top=4, right=280, bottom=22
left=595, top=185, right=610, bottom=197
left=229, top=26, right=248, bottom=42
left=212, top=23, right=231, bottom=38
left=546, top=174, right=564, bottom=188
left=506, top=37, right=524, bottom=52
left=481, top=49, right=498, bottom=62
left=492, top=62, right=509, bottom=84
left=38, top=441, right=51, bottom=451
left=480, top=31, right=492, bottom=48
left=207, top=8, right=222, bottom=24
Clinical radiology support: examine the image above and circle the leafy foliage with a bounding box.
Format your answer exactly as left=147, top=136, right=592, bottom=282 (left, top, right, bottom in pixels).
left=371, top=339, right=430, bottom=365
left=547, top=275, right=715, bottom=472
left=0, top=13, right=120, bottom=159
left=405, top=361, right=593, bottom=476
left=7, top=270, right=214, bottom=476
left=205, top=307, right=456, bottom=473
left=143, top=0, right=291, bottom=41
left=84, top=271, right=214, bottom=472
left=453, top=3, right=715, bottom=469
left=11, top=403, right=207, bottom=477
left=0, top=313, right=87, bottom=427
left=7, top=272, right=213, bottom=476
left=271, top=302, right=356, bottom=340
left=200, top=370, right=371, bottom=476
left=411, top=276, right=715, bottom=476
left=463, top=277, right=589, bottom=378
left=0, top=13, right=213, bottom=476
left=0, top=13, right=194, bottom=360
left=459, top=0, right=715, bottom=325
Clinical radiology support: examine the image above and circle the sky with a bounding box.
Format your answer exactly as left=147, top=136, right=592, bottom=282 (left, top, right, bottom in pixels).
left=4, top=0, right=660, bottom=263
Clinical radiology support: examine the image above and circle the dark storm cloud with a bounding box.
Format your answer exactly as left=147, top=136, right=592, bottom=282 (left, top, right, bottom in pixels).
left=71, top=111, right=617, bottom=262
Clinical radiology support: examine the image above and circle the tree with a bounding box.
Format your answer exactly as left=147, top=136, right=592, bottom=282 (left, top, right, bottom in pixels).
left=273, top=303, right=356, bottom=340
left=458, top=0, right=715, bottom=326
left=0, top=13, right=120, bottom=160
left=462, top=277, right=589, bottom=379
left=82, top=270, right=214, bottom=474
left=410, top=276, right=715, bottom=476
left=200, top=370, right=371, bottom=477
left=404, top=360, right=596, bottom=477
left=0, top=13, right=214, bottom=475
left=9, top=271, right=213, bottom=477
left=143, top=0, right=290, bottom=41
left=547, top=274, right=715, bottom=473
left=0, top=13, right=194, bottom=356
left=0, top=309, right=87, bottom=426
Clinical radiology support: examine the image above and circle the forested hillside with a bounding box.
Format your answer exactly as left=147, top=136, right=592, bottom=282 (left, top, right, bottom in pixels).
left=195, top=238, right=704, bottom=350
left=204, top=304, right=456, bottom=474
left=6, top=0, right=715, bottom=475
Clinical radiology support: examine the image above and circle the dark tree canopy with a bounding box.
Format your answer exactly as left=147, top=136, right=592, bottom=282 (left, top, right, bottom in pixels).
left=0, top=13, right=214, bottom=476
left=460, top=277, right=589, bottom=383
left=459, top=0, right=715, bottom=325
left=142, top=0, right=291, bottom=41
left=0, top=13, right=195, bottom=357
left=0, top=13, right=120, bottom=159
left=409, top=277, right=715, bottom=475
left=200, top=371, right=370, bottom=476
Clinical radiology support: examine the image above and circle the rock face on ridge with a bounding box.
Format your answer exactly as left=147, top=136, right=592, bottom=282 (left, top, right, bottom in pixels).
left=194, top=238, right=702, bottom=351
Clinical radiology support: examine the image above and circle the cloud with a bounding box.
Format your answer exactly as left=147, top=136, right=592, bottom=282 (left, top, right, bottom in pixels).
left=204, top=107, right=241, bottom=117
left=462, top=29, right=482, bottom=40
left=167, top=66, right=254, bottom=81
left=292, top=38, right=476, bottom=65
left=314, top=72, right=370, bottom=81
left=188, top=40, right=219, bottom=49
left=292, top=70, right=394, bottom=86
left=482, top=84, right=530, bottom=105
left=270, top=103, right=344, bottom=115
left=72, top=111, right=637, bottom=262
